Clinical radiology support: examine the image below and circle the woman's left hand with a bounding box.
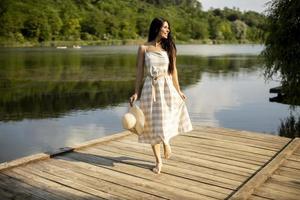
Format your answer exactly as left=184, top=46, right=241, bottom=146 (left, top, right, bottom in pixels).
left=178, top=91, right=187, bottom=100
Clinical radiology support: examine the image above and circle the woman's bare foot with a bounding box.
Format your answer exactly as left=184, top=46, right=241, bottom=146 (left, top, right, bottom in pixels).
left=163, top=143, right=172, bottom=159
left=152, top=162, right=162, bottom=174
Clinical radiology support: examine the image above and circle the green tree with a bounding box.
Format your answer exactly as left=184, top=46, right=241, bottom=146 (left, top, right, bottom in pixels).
left=0, top=5, right=25, bottom=40
left=81, top=12, right=105, bottom=39
left=219, top=20, right=234, bottom=41
left=208, top=16, right=221, bottom=40
left=21, top=10, right=51, bottom=42
left=136, top=16, right=149, bottom=38
left=47, top=9, right=63, bottom=40
left=190, top=19, right=209, bottom=39
left=262, top=0, right=300, bottom=105
left=0, top=0, right=267, bottom=46
left=232, top=20, right=248, bottom=41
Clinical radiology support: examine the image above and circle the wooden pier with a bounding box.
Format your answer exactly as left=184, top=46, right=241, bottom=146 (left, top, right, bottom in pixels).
left=0, top=125, right=299, bottom=200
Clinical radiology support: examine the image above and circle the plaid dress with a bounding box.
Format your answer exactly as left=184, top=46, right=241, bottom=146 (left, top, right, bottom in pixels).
left=139, top=50, right=193, bottom=145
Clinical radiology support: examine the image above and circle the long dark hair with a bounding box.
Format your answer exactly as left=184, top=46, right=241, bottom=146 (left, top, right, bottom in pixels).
left=148, top=17, right=177, bottom=74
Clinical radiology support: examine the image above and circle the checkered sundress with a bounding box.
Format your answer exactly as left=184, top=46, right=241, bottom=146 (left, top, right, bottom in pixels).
left=139, top=50, right=193, bottom=145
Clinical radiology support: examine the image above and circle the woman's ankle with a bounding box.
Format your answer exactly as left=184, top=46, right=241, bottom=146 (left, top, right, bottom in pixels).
left=153, top=162, right=162, bottom=174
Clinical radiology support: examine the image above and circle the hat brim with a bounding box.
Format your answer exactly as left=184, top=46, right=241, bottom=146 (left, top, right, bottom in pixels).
left=122, top=113, right=136, bottom=130
left=129, top=105, right=145, bottom=134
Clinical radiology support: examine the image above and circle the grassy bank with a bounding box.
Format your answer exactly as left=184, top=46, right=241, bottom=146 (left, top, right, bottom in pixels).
left=0, top=38, right=262, bottom=48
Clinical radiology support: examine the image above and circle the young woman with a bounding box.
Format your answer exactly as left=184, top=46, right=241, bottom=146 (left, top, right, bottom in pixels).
left=130, top=17, right=193, bottom=174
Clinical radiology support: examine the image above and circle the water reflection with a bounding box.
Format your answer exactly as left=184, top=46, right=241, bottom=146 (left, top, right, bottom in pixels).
left=0, top=80, right=134, bottom=121
left=0, top=107, right=127, bottom=162
left=1, top=45, right=296, bottom=163
left=279, top=114, right=300, bottom=138
left=0, top=52, right=261, bottom=121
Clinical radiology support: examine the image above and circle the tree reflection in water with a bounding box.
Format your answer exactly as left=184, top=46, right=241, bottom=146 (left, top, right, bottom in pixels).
left=279, top=114, right=300, bottom=138
left=0, top=48, right=261, bottom=122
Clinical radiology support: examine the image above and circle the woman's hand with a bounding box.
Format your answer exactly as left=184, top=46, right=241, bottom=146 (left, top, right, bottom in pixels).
left=129, top=93, right=138, bottom=106
left=178, top=91, right=187, bottom=100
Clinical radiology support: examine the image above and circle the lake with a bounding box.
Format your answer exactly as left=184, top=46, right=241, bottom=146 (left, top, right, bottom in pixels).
left=0, top=44, right=298, bottom=163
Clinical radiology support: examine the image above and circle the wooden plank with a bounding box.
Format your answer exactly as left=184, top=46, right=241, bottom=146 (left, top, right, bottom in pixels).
left=181, top=131, right=285, bottom=150
left=108, top=140, right=261, bottom=171
left=173, top=146, right=263, bottom=166
left=0, top=186, right=13, bottom=200
left=172, top=135, right=274, bottom=157
left=248, top=195, right=273, bottom=200
left=94, top=143, right=253, bottom=179
left=295, top=145, right=300, bottom=152
left=294, top=152, right=300, bottom=157
left=3, top=168, right=100, bottom=200
left=275, top=167, right=300, bottom=179
left=123, top=136, right=271, bottom=165
left=0, top=173, right=51, bottom=200
left=1, top=126, right=297, bottom=200
left=288, top=154, right=300, bottom=162
left=17, top=163, right=123, bottom=199
left=253, top=185, right=300, bottom=200
left=0, top=187, right=14, bottom=200
left=36, top=157, right=212, bottom=200
left=121, top=138, right=267, bottom=165
left=83, top=144, right=247, bottom=183
left=193, top=126, right=290, bottom=143
left=101, top=130, right=276, bottom=160
left=199, top=131, right=287, bottom=145
left=122, top=135, right=272, bottom=162
left=77, top=145, right=244, bottom=187
left=171, top=140, right=271, bottom=162
left=24, top=161, right=164, bottom=200
left=78, top=145, right=241, bottom=188
left=99, top=140, right=256, bottom=175
left=282, top=159, right=300, bottom=169
left=0, top=153, right=49, bottom=171
left=228, top=138, right=300, bottom=200
left=173, top=134, right=278, bottom=157
left=262, top=180, right=300, bottom=195
left=53, top=154, right=229, bottom=199
left=72, top=145, right=240, bottom=189
left=266, top=175, right=300, bottom=190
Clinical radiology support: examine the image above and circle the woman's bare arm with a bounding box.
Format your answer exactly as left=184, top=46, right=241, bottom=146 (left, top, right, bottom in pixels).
left=135, top=45, right=145, bottom=96
left=130, top=45, right=145, bottom=105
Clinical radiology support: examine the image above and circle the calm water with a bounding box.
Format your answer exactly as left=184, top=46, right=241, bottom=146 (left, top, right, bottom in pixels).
left=0, top=45, right=298, bottom=163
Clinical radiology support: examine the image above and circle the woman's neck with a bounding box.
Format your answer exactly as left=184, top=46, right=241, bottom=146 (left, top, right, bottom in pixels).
left=154, top=36, right=162, bottom=47
left=150, top=40, right=161, bottom=48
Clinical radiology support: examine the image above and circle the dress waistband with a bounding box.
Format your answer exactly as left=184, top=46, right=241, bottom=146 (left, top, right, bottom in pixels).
left=146, top=73, right=169, bottom=80
left=146, top=73, right=170, bottom=102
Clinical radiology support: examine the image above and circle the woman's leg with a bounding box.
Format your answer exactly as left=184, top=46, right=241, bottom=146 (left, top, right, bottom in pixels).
left=151, top=143, right=162, bottom=174
left=163, top=141, right=172, bottom=159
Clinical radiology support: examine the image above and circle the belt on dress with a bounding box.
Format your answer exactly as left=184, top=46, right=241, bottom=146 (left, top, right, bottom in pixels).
left=146, top=73, right=169, bottom=102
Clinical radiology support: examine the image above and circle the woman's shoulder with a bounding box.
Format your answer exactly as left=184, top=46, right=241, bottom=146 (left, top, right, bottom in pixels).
left=137, top=43, right=151, bottom=54
left=139, top=43, right=151, bottom=50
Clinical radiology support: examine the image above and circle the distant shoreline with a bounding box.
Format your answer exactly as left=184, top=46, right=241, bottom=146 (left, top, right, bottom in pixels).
left=0, top=38, right=263, bottom=48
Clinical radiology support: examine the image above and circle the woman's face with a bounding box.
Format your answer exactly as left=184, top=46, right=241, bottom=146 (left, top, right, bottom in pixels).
left=159, top=21, right=170, bottom=39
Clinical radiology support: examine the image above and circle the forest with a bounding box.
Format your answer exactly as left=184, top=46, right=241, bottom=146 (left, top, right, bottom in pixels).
left=0, top=0, right=267, bottom=46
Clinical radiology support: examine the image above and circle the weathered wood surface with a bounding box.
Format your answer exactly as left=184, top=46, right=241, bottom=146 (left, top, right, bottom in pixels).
left=247, top=137, right=300, bottom=200
left=0, top=125, right=299, bottom=200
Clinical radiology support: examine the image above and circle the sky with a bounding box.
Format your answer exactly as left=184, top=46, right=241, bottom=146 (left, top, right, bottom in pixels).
left=199, top=0, right=271, bottom=13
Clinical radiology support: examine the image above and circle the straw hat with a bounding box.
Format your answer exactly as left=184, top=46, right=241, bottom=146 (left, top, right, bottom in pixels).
left=122, top=104, right=145, bottom=135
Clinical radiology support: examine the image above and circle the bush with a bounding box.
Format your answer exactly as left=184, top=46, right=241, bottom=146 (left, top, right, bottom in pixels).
left=279, top=115, right=300, bottom=138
